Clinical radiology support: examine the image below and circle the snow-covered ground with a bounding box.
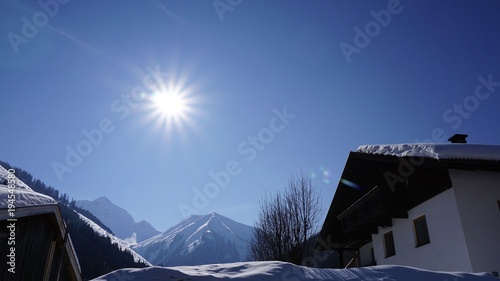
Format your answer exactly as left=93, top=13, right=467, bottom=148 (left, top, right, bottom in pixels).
left=91, top=261, right=498, bottom=281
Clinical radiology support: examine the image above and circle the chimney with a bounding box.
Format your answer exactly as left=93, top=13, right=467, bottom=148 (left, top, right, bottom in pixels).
left=448, top=134, right=468, bottom=144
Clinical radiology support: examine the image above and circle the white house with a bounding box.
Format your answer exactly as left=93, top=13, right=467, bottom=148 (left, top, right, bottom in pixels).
left=316, top=135, right=500, bottom=277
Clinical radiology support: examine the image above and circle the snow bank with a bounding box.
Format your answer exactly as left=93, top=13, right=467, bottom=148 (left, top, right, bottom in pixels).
left=357, top=144, right=500, bottom=161
left=91, top=261, right=498, bottom=281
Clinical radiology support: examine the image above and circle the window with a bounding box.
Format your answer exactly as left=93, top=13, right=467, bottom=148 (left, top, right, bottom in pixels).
left=413, top=215, right=430, bottom=247
left=384, top=231, right=396, bottom=258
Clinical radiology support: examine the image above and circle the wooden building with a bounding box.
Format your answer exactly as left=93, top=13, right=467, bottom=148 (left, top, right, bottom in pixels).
left=0, top=166, right=82, bottom=281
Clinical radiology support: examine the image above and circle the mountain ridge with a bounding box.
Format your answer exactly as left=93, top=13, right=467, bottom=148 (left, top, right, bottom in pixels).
left=133, top=212, right=254, bottom=266
left=76, top=196, right=160, bottom=243
left=75, top=210, right=151, bottom=265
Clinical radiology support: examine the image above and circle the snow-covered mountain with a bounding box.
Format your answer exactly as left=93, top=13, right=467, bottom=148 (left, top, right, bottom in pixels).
left=76, top=211, right=151, bottom=266
left=76, top=196, right=160, bottom=243
left=132, top=212, right=254, bottom=266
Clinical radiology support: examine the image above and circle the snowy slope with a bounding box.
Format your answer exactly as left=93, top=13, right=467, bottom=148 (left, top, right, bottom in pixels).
left=91, top=261, right=498, bottom=281
left=76, top=211, right=151, bottom=266
left=76, top=196, right=160, bottom=243
left=132, top=212, right=253, bottom=266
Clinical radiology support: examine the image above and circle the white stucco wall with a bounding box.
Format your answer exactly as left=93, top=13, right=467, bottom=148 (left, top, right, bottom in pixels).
left=371, top=188, right=473, bottom=271
left=359, top=242, right=374, bottom=266
left=450, top=169, right=500, bottom=274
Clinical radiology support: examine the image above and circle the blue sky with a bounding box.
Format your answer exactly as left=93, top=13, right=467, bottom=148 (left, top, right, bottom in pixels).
left=2, top=0, right=500, bottom=231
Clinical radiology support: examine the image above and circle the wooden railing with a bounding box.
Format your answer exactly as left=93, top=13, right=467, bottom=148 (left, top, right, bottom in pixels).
left=337, top=186, right=383, bottom=233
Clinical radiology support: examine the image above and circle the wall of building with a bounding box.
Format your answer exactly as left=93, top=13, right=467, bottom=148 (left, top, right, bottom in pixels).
left=359, top=242, right=374, bottom=266
left=371, top=188, right=473, bottom=271
left=450, top=169, right=500, bottom=274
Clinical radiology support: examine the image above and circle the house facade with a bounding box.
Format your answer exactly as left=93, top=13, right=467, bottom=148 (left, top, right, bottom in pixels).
left=316, top=138, right=500, bottom=276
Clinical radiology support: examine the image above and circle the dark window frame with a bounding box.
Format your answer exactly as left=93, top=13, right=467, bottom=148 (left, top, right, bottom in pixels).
left=384, top=231, right=396, bottom=258
left=413, top=215, right=431, bottom=247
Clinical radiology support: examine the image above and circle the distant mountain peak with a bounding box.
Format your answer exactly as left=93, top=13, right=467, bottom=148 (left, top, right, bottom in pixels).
left=75, top=197, right=160, bottom=243
left=94, top=196, right=111, bottom=202
left=133, top=213, right=254, bottom=266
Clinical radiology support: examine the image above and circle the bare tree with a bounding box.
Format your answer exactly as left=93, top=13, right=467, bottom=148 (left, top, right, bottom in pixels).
left=249, top=172, right=321, bottom=265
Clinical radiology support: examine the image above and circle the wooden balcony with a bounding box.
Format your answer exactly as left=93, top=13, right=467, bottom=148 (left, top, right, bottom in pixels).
left=337, top=186, right=407, bottom=236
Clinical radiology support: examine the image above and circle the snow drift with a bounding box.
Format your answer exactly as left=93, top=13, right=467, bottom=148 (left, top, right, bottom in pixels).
left=91, top=261, right=498, bottom=281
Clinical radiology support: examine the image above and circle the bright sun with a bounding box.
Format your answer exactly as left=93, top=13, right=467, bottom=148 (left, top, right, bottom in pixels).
left=141, top=66, right=200, bottom=139
left=152, top=91, right=187, bottom=118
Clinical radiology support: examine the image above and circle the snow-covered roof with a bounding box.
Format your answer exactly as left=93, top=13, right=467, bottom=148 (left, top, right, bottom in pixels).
left=0, top=185, right=57, bottom=209
left=0, top=165, right=56, bottom=209
left=356, top=143, right=500, bottom=161
left=0, top=165, right=33, bottom=190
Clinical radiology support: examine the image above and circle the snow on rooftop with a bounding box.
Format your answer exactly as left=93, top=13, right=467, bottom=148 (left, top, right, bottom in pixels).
left=0, top=185, right=57, bottom=209
left=0, top=165, right=33, bottom=191
left=91, top=261, right=498, bottom=281
left=357, top=143, right=500, bottom=161
left=0, top=165, right=56, bottom=209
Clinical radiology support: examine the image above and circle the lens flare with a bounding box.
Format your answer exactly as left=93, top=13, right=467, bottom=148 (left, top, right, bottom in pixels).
left=309, top=166, right=334, bottom=185
left=340, top=178, right=364, bottom=191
